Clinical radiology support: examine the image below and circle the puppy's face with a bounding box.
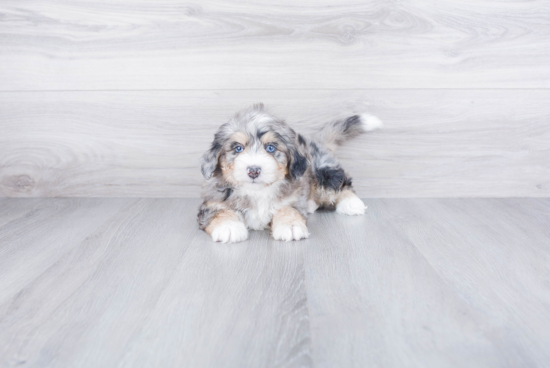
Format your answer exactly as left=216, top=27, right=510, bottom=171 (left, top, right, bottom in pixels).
left=220, top=130, right=289, bottom=186
left=200, top=105, right=307, bottom=188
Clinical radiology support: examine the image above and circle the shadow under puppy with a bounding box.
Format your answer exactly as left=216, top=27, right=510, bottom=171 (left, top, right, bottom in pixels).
left=198, top=104, right=382, bottom=243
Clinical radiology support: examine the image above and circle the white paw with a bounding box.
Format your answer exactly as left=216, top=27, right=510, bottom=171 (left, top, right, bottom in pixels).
left=336, top=196, right=367, bottom=216
left=211, top=221, right=248, bottom=243
left=307, top=199, right=319, bottom=214
left=272, top=222, right=310, bottom=242
left=359, top=113, right=383, bottom=132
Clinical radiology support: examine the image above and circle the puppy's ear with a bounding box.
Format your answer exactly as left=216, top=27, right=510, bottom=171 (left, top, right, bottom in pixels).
left=200, top=140, right=222, bottom=179
left=289, top=150, right=307, bottom=180
left=288, top=138, right=308, bottom=180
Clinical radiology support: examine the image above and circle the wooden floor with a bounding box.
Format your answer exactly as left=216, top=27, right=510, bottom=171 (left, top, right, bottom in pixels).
left=1, top=198, right=549, bottom=367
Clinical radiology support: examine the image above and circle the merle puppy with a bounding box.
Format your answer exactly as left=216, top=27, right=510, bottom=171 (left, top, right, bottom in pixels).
left=198, top=104, right=382, bottom=243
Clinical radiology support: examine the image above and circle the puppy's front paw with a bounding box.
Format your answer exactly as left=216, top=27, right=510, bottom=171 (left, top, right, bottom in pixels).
left=211, top=221, right=248, bottom=243
left=336, top=196, right=366, bottom=216
left=272, top=222, right=310, bottom=242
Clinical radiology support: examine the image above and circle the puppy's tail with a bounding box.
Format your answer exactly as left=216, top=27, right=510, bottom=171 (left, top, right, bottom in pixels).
left=314, top=113, right=383, bottom=152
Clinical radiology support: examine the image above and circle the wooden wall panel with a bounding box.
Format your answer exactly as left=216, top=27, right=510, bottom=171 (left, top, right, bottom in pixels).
left=1, top=90, right=549, bottom=198
left=1, top=0, right=549, bottom=90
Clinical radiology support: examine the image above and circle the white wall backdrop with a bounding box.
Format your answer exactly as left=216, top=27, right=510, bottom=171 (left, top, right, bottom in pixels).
left=1, top=0, right=549, bottom=197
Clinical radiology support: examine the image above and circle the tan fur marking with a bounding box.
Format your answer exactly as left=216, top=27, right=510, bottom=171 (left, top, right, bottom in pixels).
left=336, top=189, right=356, bottom=203
left=313, top=186, right=356, bottom=207
left=219, top=154, right=237, bottom=184
left=205, top=209, right=240, bottom=235
left=275, top=160, right=288, bottom=179
left=309, top=184, right=317, bottom=201
left=312, top=184, right=339, bottom=207
left=205, top=200, right=228, bottom=212
left=271, top=206, right=306, bottom=229
left=231, top=131, right=249, bottom=146
left=260, top=131, right=279, bottom=145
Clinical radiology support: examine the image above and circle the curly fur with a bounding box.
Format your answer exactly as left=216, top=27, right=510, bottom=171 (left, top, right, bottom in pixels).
left=197, top=104, right=382, bottom=243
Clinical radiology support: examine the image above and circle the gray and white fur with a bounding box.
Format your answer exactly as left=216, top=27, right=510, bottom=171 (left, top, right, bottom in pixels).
left=198, top=104, right=382, bottom=243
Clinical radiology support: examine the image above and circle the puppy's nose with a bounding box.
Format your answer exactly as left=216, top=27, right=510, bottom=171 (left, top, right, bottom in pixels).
left=247, top=166, right=261, bottom=179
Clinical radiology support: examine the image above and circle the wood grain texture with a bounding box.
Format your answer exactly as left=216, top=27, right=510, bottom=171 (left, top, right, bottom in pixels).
left=1, top=198, right=549, bottom=367
left=305, top=198, right=550, bottom=367
left=1, top=90, right=549, bottom=198
left=1, top=0, right=549, bottom=90
left=0, top=198, right=310, bottom=367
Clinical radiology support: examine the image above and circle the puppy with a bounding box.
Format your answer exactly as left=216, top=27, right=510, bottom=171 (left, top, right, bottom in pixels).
left=198, top=104, right=382, bottom=243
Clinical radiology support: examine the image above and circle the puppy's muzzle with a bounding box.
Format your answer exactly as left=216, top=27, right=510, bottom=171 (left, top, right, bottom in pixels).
left=247, top=166, right=261, bottom=179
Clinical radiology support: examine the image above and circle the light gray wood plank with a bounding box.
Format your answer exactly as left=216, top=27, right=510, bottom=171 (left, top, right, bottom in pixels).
left=1, top=90, right=549, bottom=198
left=0, top=198, right=310, bottom=367
left=304, top=198, right=550, bottom=367
left=0, top=199, right=197, bottom=366
left=305, top=202, right=501, bottom=367
left=0, top=199, right=549, bottom=367
left=1, top=0, right=549, bottom=90
left=0, top=198, right=131, bottom=306
left=388, top=198, right=550, bottom=366
left=117, top=222, right=310, bottom=368
left=0, top=198, right=45, bottom=228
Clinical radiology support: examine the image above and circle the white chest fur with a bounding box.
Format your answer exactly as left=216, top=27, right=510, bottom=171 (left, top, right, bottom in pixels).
left=235, top=184, right=297, bottom=230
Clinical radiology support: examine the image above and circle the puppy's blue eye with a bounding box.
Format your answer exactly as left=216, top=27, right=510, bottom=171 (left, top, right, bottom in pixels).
left=235, top=146, right=243, bottom=153
left=266, top=145, right=276, bottom=153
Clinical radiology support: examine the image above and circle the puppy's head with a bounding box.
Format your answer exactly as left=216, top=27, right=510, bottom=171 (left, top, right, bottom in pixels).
left=201, top=104, right=307, bottom=188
